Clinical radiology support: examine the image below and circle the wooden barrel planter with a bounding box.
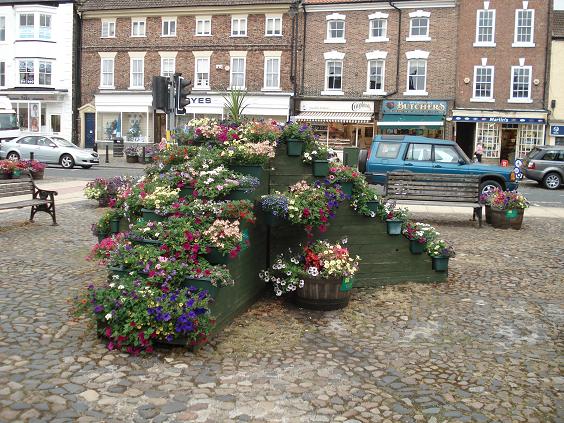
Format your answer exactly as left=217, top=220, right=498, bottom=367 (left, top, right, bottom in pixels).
left=312, top=160, right=329, bottom=177
left=295, top=277, right=353, bottom=310
left=490, top=208, right=524, bottom=229
left=228, top=164, right=263, bottom=179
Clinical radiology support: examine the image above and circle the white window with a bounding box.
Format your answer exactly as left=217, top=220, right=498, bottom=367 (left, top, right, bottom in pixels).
left=100, top=58, right=114, bottom=88
left=196, top=16, right=211, bottom=36
left=38, top=61, right=51, bottom=85
left=18, top=60, right=34, bottom=84
left=39, top=14, right=51, bottom=39
left=230, top=56, right=246, bottom=89
left=0, top=17, right=5, bottom=42
left=264, top=57, right=280, bottom=89
left=510, top=66, right=532, bottom=102
left=131, top=18, right=146, bottom=37
left=101, top=19, right=116, bottom=38
left=369, top=19, right=387, bottom=40
left=231, top=16, right=247, bottom=37
left=162, top=17, right=176, bottom=37
left=517, top=124, right=544, bottom=158
left=326, top=20, right=345, bottom=42
left=407, top=59, right=427, bottom=93
left=130, top=58, right=144, bottom=88
left=476, top=122, right=500, bottom=159
left=513, top=9, right=534, bottom=46
left=326, top=60, right=342, bottom=91
left=472, top=66, right=494, bottom=101
left=265, top=15, right=282, bottom=36
left=367, top=59, right=385, bottom=92
left=407, top=11, right=430, bottom=41
left=195, top=58, right=210, bottom=89
left=161, top=57, right=175, bottom=77
left=475, top=9, right=495, bottom=46
left=19, top=13, right=34, bottom=39
left=0, top=62, right=4, bottom=86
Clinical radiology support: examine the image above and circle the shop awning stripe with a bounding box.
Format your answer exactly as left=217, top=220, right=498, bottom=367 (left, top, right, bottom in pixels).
left=294, top=111, right=373, bottom=123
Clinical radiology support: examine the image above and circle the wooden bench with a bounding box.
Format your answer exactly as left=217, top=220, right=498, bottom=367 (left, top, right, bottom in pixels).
left=0, top=172, right=58, bottom=225
left=384, top=172, right=483, bottom=227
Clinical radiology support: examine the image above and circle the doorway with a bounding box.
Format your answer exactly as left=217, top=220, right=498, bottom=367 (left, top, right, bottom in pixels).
left=154, top=113, right=166, bottom=142
left=85, top=113, right=95, bottom=148
left=455, top=122, right=476, bottom=158
left=500, top=124, right=517, bottom=163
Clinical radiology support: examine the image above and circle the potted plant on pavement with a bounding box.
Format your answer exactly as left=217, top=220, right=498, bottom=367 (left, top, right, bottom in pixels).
left=125, top=146, right=139, bottom=164
left=426, top=239, right=455, bottom=272
left=259, top=239, right=360, bottom=310
left=489, top=189, right=529, bottom=230
left=281, top=123, right=314, bottom=157
left=303, top=141, right=334, bottom=177
left=202, top=219, right=246, bottom=264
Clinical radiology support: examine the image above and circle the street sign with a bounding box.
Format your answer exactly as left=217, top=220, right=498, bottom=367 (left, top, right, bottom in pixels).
left=550, top=125, right=564, bottom=136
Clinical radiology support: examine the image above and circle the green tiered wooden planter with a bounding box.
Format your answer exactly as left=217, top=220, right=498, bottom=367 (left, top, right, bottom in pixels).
left=312, top=160, right=329, bottom=177
left=182, top=277, right=220, bottom=299
left=409, top=240, right=426, bottom=255
left=228, top=164, right=263, bottom=179
left=269, top=144, right=446, bottom=286
left=224, top=188, right=256, bottom=201
left=179, top=187, right=194, bottom=198
left=141, top=208, right=167, bottom=222
left=286, top=139, right=304, bottom=156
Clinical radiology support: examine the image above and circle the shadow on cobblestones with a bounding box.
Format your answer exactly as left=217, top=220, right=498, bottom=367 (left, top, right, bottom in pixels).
left=0, top=202, right=562, bottom=422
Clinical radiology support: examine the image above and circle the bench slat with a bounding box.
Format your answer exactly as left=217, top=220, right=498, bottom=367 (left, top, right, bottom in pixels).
left=394, top=200, right=480, bottom=207
left=0, top=184, right=33, bottom=191
left=388, top=181, right=480, bottom=189
left=0, top=199, right=49, bottom=210
left=0, top=190, right=35, bottom=198
left=392, top=194, right=478, bottom=202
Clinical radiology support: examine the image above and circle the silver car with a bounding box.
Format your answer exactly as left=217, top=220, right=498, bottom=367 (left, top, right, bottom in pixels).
left=0, top=135, right=99, bottom=169
left=520, top=145, right=564, bottom=190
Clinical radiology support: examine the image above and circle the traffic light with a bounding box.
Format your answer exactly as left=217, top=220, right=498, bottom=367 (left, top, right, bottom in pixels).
left=152, top=76, right=169, bottom=112
left=174, top=74, right=192, bottom=115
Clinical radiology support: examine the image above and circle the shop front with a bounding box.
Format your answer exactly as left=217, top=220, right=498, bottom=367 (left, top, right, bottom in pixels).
left=294, top=100, right=375, bottom=149
left=377, top=100, right=447, bottom=140
left=549, top=124, right=564, bottom=146
left=452, top=110, right=547, bottom=164
left=93, top=93, right=154, bottom=147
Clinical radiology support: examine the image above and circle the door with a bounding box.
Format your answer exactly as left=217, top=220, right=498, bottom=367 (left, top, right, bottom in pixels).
left=85, top=113, right=95, bottom=148
left=432, top=144, right=469, bottom=175
left=403, top=143, right=434, bottom=173
left=455, top=122, right=476, bottom=158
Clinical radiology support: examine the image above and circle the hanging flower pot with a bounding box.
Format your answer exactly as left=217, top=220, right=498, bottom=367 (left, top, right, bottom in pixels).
left=312, top=160, right=329, bottom=177
left=386, top=219, right=402, bottom=235
left=228, top=164, right=263, bottom=179
left=295, top=277, right=353, bottom=310
left=409, top=240, right=426, bottom=255
left=11, top=168, right=22, bottom=179
left=109, top=218, right=120, bottom=234
left=286, top=139, right=304, bottom=156
left=183, top=277, right=219, bottom=299
left=339, top=181, right=353, bottom=196
left=366, top=200, right=379, bottom=213
left=205, top=248, right=230, bottom=265
left=141, top=208, right=167, bottom=222
left=431, top=256, right=449, bottom=272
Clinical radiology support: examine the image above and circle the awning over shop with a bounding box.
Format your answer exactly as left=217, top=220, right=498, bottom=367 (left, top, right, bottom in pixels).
left=377, top=114, right=444, bottom=128
left=295, top=111, right=373, bottom=123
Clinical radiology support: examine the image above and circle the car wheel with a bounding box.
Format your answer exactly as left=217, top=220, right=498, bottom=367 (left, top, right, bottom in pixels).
left=358, top=149, right=368, bottom=173
left=60, top=154, right=75, bottom=169
left=479, top=179, right=502, bottom=196
left=81, top=165, right=92, bottom=169
left=543, top=172, right=561, bottom=190
left=6, top=152, right=20, bottom=161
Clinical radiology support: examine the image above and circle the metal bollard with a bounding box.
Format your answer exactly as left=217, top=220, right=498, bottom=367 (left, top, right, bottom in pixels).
left=30, top=152, right=34, bottom=160
left=142, top=146, right=146, bottom=163
left=105, top=144, right=109, bottom=163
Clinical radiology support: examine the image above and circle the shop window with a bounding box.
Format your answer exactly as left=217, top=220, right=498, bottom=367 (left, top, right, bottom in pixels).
left=130, top=58, right=144, bottom=88
left=265, top=16, right=282, bottom=36
left=230, top=57, right=246, bottom=89
left=195, top=57, right=210, bottom=88
left=375, top=142, right=400, bottom=159
left=264, top=57, right=280, bottom=89
left=231, top=16, right=247, bottom=37
left=473, top=66, right=494, bottom=100
left=196, top=17, right=211, bottom=36
left=510, top=66, right=531, bottom=101
left=101, top=58, right=114, bottom=88
left=101, top=19, right=115, bottom=38
left=131, top=18, right=146, bottom=37
left=476, top=122, right=500, bottom=159
left=124, top=112, right=146, bottom=142
left=367, top=59, right=385, bottom=92
left=0, top=62, right=4, bottom=86
left=162, top=17, right=176, bottom=37
left=514, top=9, right=534, bottom=46
left=19, top=60, right=34, bottom=84
left=98, top=113, right=120, bottom=140
left=39, top=14, right=51, bottom=39
left=325, top=60, right=342, bottom=91
left=39, top=61, right=52, bottom=85
left=161, top=57, right=175, bottom=77
left=0, top=16, right=5, bottom=41
left=517, top=124, right=544, bottom=158
left=406, top=143, right=432, bottom=161
left=407, top=59, right=427, bottom=93
left=475, top=9, right=495, bottom=46
left=50, top=114, right=61, bottom=133
left=19, top=13, right=34, bottom=39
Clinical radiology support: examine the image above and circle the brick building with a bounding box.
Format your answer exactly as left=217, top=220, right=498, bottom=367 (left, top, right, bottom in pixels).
left=294, top=0, right=457, bottom=149
left=452, top=0, right=550, bottom=164
left=77, top=0, right=298, bottom=148
left=548, top=0, right=564, bottom=146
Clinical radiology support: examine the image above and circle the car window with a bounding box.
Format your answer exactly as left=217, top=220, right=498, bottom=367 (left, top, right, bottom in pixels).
left=17, top=136, right=37, bottom=145
left=559, top=152, right=564, bottom=162
left=37, top=137, right=52, bottom=147
left=406, top=144, right=432, bottom=161
left=434, top=145, right=460, bottom=163
left=375, top=142, right=401, bottom=159
left=541, top=151, right=559, bottom=161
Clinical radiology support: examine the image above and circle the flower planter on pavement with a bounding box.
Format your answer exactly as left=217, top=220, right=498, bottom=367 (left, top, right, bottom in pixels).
left=126, top=155, right=138, bottom=164
left=490, top=208, right=524, bottom=230
left=431, top=256, right=449, bottom=272
left=295, top=277, right=353, bottom=310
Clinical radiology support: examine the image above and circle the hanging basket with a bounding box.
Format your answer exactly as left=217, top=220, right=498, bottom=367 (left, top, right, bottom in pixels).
left=263, top=212, right=284, bottom=227
left=386, top=219, right=402, bottom=235
left=295, top=277, right=353, bottom=310
left=339, top=181, right=353, bottom=196
left=431, top=256, right=449, bottom=272
left=366, top=200, right=380, bottom=213
left=286, top=139, right=304, bottom=156
left=183, top=277, right=219, bottom=299
left=312, top=160, right=329, bottom=177
left=409, top=240, right=426, bottom=254
left=228, top=164, right=263, bottom=179
left=110, top=218, right=121, bottom=234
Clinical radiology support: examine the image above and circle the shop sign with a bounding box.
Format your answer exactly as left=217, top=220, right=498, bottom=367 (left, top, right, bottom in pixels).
left=382, top=100, right=447, bottom=115
left=300, top=100, right=374, bottom=113
left=550, top=125, right=564, bottom=136
left=453, top=116, right=546, bottom=124
left=185, top=96, right=215, bottom=106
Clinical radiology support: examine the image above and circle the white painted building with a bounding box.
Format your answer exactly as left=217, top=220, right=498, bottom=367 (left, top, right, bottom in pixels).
left=0, top=0, right=75, bottom=141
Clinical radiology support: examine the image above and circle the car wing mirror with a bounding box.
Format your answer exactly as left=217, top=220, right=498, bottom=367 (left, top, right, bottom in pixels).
left=50, top=143, right=57, bottom=148
left=458, top=159, right=466, bottom=165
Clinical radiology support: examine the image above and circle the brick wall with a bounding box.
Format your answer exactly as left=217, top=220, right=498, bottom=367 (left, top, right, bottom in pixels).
left=455, top=0, right=549, bottom=110
left=80, top=11, right=294, bottom=105
left=300, top=6, right=457, bottom=100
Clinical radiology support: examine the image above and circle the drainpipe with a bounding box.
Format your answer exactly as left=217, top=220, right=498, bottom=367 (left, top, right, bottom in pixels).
left=289, top=1, right=299, bottom=118
left=300, top=1, right=307, bottom=100
left=543, top=3, right=552, bottom=145
left=385, top=1, right=402, bottom=99
left=73, top=3, right=83, bottom=146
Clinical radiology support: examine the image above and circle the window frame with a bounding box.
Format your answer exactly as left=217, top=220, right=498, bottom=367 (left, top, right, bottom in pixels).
left=0, top=61, right=5, bottom=86
left=231, top=16, right=248, bottom=37
left=405, top=143, right=432, bottom=162
left=161, top=57, right=175, bottom=78
left=433, top=145, right=462, bottom=164
left=161, top=17, right=177, bottom=37
left=325, top=59, right=343, bottom=92
left=263, top=56, right=281, bottom=90
left=229, top=56, right=246, bottom=89
left=265, top=15, right=282, bottom=36
left=405, top=58, right=427, bottom=95
left=326, top=20, right=345, bottom=43
left=513, top=8, right=535, bottom=47
left=101, top=19, right=116, bottom=38
left=368, top=18, right=388, bottom=42
left=509, top=65, right=532, bottom=103
left=130, top=57, right=144, bottom=89
left=38, top=13, right=51, bottom=40
left=474, top=9, right=496, bottom=47
left=38, top=60, right=52, bottom=86
left=366, top=59, right=385, bottom=94
left=195, top=16, right=212, bottom=36
left=408, top=17, right=429, bottom=39
left=18, top=59, right=35, bottom=85
left=18, top=13, right=35, bottom=39
left=471, top=65, right=495, bottom=102
left=194, top=57, right=211, bottom=89
left=131, top=18, right=146, bottom=37
left=100, top=57, right=115, bottom=89
left=0, top=16, right=5, bottom=42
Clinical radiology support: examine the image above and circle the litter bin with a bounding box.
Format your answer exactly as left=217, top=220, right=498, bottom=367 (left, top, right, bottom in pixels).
left=113, top=137, right=124, bottom=158
left=343, top=147, right=360, bottom=169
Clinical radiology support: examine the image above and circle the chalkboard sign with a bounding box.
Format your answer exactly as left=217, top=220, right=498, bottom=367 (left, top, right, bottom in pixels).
left=113, top=138, right=124, bottom=157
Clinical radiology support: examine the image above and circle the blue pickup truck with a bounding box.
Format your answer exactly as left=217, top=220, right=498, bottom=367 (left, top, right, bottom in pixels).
left=358, top=135, right=518, bottom=194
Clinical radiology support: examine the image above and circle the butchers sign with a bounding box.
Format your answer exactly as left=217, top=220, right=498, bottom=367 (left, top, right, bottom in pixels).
left=383, top=100, right=448, bottom=115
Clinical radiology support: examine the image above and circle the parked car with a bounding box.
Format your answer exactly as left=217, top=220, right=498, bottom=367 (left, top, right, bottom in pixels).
left=520, top=145, right=564, bottom=190
left=358, top=135, right=518, bottom=195
left=0, top=135, right=99, bottom=169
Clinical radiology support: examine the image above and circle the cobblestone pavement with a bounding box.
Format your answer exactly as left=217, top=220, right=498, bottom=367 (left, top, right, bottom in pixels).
left=0, top=201, right=562, bottom=423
